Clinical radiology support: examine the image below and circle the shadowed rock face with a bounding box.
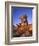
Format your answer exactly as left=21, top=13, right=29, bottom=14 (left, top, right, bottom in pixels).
left=12, top=15, right=32, bottom=37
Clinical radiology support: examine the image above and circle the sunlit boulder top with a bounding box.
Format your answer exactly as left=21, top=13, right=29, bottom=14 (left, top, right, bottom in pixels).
left=19, top=14, right=27, bottom=19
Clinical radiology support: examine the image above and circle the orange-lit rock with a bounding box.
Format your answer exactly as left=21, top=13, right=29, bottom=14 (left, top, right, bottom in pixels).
left=13, top=15, right=32, bottom=37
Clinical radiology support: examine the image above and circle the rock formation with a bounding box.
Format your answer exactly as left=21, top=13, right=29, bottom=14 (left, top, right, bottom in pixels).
left=13, top=15, right=32, bottom=37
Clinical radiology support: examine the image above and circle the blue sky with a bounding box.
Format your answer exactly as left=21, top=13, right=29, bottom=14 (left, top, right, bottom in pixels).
left=11, top=6, right=33, bottom=26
